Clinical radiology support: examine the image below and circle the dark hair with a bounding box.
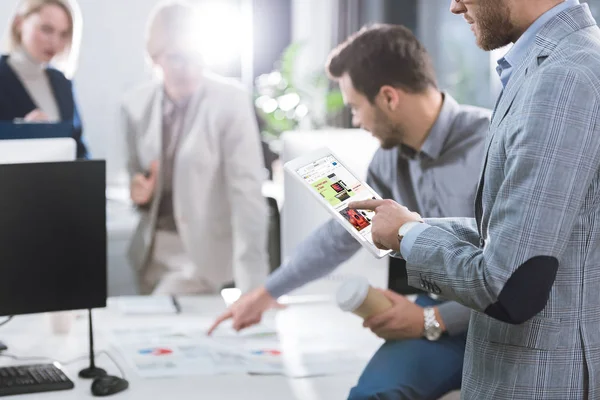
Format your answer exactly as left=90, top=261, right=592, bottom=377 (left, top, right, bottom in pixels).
left=326, top=24, right=437, bottom=103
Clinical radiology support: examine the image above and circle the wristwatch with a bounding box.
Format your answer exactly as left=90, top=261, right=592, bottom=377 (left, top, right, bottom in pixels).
left=423, top=307, right=442, bottom=341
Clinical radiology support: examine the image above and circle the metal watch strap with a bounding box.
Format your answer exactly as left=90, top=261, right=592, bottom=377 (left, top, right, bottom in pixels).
left=423, top=307, right=442, bottom=341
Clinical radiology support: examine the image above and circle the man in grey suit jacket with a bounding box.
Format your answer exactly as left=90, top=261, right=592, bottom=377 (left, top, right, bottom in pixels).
left=352, top=1, right=600, bottom=398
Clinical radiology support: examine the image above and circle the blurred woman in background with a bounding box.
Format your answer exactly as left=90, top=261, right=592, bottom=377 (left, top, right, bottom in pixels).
left=122, top=1, right=269, bottom=295
left=0, top=0, right=88, bottom=158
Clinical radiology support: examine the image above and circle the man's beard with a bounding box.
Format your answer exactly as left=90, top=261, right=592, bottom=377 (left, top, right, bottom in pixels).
left=475, top=0, right=515, bottom=51
left=373, top=110, right=404, bottom=150
left=378, top=134, right=400, bottom=150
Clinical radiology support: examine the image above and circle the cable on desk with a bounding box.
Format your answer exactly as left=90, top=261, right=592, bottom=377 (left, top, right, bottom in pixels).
left=0, top=316, right=13, bottom=328
left=95, top=350, right=126, bottom=379
left=0, top=350, right=126, bottom=379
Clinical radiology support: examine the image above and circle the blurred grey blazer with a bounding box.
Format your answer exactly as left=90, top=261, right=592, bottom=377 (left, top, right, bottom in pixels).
left=121, top=72, right=269, bottom=293
left=403, top=5, right=600, bottom=399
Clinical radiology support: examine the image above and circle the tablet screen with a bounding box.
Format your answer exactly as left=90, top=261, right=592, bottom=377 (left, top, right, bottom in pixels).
left=296, top=154, right=378, bottom=244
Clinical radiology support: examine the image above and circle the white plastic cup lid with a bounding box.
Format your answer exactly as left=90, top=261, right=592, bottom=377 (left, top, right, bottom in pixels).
left=336, top=276, right=370, bottom=312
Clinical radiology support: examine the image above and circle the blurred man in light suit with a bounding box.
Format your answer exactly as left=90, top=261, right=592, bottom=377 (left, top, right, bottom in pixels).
left=122, top=1, right=269, bottom=295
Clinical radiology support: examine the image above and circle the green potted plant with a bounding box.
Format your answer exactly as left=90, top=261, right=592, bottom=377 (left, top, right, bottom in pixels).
left=254, top=42, right=345, bottom=154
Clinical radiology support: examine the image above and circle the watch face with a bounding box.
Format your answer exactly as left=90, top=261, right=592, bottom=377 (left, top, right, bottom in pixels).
left=425, top=324, right=442, bottom=341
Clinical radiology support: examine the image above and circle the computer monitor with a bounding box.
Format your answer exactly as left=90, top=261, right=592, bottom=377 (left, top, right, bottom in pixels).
left=0, top=160, right=107, bottom=316
left=0, top=138, right=76, bottom=164
left=280, top=129, right=388, bottom=296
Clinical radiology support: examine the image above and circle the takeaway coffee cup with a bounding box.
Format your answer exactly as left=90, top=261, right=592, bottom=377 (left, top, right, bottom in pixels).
left=336, top=276, right=392, bottom=319
left=47, top=311, right=74, bottom=335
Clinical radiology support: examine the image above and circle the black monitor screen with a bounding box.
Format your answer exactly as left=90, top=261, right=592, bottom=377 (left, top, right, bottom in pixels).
left=0, top=160, right=106, bottom=316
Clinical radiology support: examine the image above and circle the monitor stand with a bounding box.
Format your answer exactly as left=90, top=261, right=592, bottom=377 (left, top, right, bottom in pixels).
left=0, top=340, right=7, bottom=352
left=78, top=309, right=106, bottom=379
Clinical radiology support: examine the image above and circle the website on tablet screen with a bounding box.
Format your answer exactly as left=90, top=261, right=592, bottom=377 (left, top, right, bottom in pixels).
left=296, top=155, right=377, bottom=242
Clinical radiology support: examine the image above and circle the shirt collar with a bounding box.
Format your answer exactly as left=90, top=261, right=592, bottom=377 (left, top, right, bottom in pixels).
left=399, top=92, right=459, bottom=161
left=8, top=47, right=46, bottom=78
left=498, top=0, right=579, bottom=81
left=162, top=91, right=190, bottom=118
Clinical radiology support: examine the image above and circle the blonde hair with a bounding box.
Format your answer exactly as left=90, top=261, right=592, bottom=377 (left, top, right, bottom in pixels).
left=146, top=1, right=196, bottom=60
left=5, top=0, right=82, bottom=78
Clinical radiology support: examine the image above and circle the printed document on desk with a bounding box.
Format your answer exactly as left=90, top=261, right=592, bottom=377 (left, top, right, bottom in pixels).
left=109, top=325, right=368, bottom=379
left=245, top=348, right=363, bottom=378
left=109, top=326, right=247, bottom=378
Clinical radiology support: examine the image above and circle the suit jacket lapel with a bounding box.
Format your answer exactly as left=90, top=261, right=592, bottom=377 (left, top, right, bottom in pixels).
left=177, top=84, right=207, bottom=149
left=490, top=52, right=535, bottom=129
left=141, top=88, right=165, bottom=223
left=475, top=50, right=536, bottom=236
left=151, top=88, right=165, bottom=188
left=474, top=3, right=597, bottom=238
left=490, top=2, right=598, bottom=133
left=46, top=70, right=70, bottom=121
left=0, top=56, right=37, bottom=116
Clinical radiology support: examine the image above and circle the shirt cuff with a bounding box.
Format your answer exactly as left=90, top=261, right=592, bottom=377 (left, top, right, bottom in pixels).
left=400, top=223, right=431, bottom=259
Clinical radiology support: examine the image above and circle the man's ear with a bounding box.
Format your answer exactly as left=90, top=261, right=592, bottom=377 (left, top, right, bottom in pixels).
left=378, top=85, right=400, bottom=111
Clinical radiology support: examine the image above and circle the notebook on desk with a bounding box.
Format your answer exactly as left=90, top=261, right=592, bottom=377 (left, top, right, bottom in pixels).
left=0, top=122, right=72, bottom=141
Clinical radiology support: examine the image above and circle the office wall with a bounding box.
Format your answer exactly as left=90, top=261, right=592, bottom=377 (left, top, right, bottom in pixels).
left=0, top=0, right=152, bottom=184
left=0, top=0, right=245, bottom=185
left=290, top=0, right=334, bottom=89
left=0, top=0, right=327, bottom=185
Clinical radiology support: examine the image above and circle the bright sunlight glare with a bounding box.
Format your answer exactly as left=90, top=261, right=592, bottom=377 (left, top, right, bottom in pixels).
left=192, top=3, right=247, bottom=68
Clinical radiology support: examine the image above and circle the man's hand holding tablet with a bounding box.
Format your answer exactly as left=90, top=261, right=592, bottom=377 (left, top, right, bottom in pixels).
left=283, top=147, right=393, bottom=259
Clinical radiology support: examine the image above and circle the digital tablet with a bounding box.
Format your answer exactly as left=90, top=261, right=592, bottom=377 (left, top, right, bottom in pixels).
left=284, top=147, right=392, bottom=259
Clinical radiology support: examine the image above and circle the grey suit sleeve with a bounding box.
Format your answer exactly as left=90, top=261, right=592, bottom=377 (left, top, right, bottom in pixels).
left=265, top=159, right=392, bottom=298
left=404, top=67, right=600, bottom=324
left=423, top=217, right=480, bottom=247
left=389, top=207, right=477, bottom=334
left=413, top=219, right=476, bottom=335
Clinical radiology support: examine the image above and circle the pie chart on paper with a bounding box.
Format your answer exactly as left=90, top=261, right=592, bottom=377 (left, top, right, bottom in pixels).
left=138, top=347, right=173, bottom=356
left=251, top=349, right=281, bottom=356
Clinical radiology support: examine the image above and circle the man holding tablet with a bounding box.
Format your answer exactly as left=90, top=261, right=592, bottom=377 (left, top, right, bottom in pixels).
left=350, top=1, right=600, bottom=398
left=209, top=24, right=490, bottom=399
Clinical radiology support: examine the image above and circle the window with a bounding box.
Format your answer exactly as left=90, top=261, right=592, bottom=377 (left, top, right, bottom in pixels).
left=417, top=1, right=495, bottom=108
left=417, top=0, right=600, bottom=110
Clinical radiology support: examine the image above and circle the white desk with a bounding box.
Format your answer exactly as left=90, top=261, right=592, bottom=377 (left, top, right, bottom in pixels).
left=0, top=296, right=383, bottom=399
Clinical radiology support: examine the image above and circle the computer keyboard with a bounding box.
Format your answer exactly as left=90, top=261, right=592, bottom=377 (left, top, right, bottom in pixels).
left=0, top=363, right=74, bottom=397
